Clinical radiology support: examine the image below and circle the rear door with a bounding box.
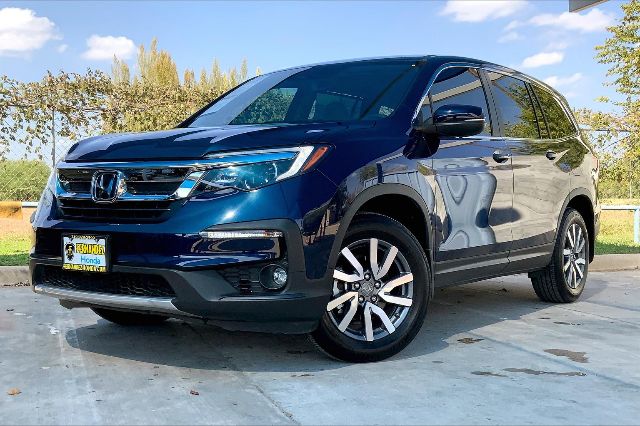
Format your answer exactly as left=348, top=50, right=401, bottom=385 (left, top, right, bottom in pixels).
left=426, top=66, right=514, bottom=284
left=485, top=71, right=573, bottom=270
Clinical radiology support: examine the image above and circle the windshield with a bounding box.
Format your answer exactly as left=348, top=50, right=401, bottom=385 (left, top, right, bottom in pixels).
left=187, top=60, right=423, bottom=127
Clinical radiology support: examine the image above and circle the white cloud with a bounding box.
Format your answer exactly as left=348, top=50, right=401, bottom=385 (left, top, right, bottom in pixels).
left=83, top=35, right=135, bottom=60
left=0, top=7, right=58, bottom=55
left=544, top=40, right=570, bottom=51
left=498, top=31, right=521, bottom=43
left=504, top=20, right=522, bottom=31
left=543, top=73, right=583, bottom=88
left=521, top=51, right=564, bottom=68
left=57, top=44, right=68, bottom=53
left=440, top=0, right=527, bottom=23
left=529, top=8, right=614, bottom=33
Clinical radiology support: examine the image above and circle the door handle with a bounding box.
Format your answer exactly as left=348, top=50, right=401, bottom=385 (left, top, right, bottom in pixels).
left=546, top=150, right=557, bottom=160
left=492, top=151, right=511, bottom=163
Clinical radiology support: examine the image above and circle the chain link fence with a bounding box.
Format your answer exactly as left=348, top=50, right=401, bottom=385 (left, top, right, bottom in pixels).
left=0, top=104, right=94, bottom=202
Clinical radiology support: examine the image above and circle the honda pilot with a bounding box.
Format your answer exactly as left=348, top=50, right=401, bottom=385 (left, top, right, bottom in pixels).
left=31, top=56, right=600, bottom=361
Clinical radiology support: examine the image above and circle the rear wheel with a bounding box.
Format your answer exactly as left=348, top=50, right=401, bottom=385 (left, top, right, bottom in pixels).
left=92, top=308, right=169, bottom=326
left=310, top=213, right=431, bottom=362
left=530, top=208, right=589, bottom=303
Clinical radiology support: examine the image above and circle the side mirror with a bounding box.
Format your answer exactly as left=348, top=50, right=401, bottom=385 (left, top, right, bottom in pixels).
left=414, top=104, right=486, bottom=138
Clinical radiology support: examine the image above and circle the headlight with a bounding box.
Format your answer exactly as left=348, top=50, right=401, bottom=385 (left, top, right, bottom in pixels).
left=192, top=146, right=329, bottom=194
left=32, top=170, right=56, bottom=223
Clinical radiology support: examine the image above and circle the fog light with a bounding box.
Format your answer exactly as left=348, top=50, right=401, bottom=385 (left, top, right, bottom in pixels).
left=273, top=267, right=287, bottom=287
left=260, top=264, right=288, bottom=290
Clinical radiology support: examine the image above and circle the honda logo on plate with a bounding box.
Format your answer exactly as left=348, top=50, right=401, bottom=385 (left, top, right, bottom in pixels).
left=91, top=171, right=125, bottom=203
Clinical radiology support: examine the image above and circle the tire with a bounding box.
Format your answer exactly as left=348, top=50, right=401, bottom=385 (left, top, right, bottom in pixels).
left=92, top=308, right=169, bottom=326
left=530, top=208, right=589, bottom=303
left=310, top=213, right=431, bottom=362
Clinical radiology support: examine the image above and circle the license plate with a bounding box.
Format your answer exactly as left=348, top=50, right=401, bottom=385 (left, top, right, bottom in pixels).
left=62, top=234, right=109, bottom=273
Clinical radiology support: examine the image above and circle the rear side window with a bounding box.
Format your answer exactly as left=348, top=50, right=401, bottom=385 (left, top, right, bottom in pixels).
left=486, top=72, right=539, bottom=139
left=530, top=86, right=550, bottom=139
left=531, top=85, right=576, bottom=139
left=428, top=67, right=492, bottom=136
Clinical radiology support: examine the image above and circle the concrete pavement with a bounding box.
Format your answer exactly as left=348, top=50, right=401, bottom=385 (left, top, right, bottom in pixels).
left=1, top=271, right=639, bottom=425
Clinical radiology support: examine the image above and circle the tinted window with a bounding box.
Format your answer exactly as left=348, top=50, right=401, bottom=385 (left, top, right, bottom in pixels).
left=531, top=85, right=576, bottom=139
left=232, top=88, right=297, bottom=124
left=308, top=91, right=363, bottom=121
left=189, top=60, right=422, bottom=127
left=530, top=87, right=550, bottom=139
left=487, top=72, right=539, bottom=139
left=428, top=67, right=491, bottom=136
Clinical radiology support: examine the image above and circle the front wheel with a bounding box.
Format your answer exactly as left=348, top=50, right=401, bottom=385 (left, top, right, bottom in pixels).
left=310, top=213, right=431, bottom=362
left=530, top=208, right=589, bottom=303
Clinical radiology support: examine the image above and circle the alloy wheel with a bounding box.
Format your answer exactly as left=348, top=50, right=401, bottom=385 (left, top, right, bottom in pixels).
left=327, top=238, right=413, bottom=342
left=563, top=223, right=587, bottom=289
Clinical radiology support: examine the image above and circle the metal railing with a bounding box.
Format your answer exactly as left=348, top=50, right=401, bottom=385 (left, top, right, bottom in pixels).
left=601, top=205, right=640, bottom=244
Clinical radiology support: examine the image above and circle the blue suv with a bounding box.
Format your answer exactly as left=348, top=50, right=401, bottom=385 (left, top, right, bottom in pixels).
left=31, top=56, right=599, bottom=361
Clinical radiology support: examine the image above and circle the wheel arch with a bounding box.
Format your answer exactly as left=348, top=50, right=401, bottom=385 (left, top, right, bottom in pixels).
left=327, top=184, right=434, bottom=282
left=558, top=189, right=596, bottom=262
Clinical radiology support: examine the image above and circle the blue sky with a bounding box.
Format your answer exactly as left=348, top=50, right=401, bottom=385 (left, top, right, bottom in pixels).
left=0, top=0, right=625, bottom=112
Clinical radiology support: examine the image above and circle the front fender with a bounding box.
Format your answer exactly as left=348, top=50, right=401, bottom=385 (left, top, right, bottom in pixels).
left=323, top=182, right=435, bottom=286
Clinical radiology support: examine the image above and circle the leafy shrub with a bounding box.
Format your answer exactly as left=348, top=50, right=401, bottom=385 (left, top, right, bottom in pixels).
left=0, top=160, right=51, bottom=201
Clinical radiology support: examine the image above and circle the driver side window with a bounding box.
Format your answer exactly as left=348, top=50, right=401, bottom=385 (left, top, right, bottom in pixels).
left=426, top=67, right=492, bottom=136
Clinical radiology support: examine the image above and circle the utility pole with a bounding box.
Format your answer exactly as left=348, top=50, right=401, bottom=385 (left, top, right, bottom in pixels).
left=51, top=107, right=56, bottom=168
left=630, top=158, right=633, bottom=200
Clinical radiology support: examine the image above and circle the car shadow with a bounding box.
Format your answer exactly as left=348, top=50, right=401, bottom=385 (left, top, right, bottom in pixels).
left=66, top=275, right=605, bottom=372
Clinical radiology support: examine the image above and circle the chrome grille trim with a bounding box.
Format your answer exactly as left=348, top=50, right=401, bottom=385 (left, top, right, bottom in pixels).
left=56, top=163, right=196, bottom=201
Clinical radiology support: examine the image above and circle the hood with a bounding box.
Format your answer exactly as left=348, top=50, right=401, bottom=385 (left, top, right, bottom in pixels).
left=64, top=123, right=372, bottom=162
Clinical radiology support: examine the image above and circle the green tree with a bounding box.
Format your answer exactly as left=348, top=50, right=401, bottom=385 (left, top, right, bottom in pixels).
left=0, top=70, right=110, bottom=160
left=591, top=0, right=640, bottom=197
left=595, top=0, right=639, bottom=153
left=576, top=108, right=637, bottom=198
left=596, top=0, right=640, bottom=109
left=102, top=39, right=252, bottom=133
left=0, top=38, right=255, bottom=200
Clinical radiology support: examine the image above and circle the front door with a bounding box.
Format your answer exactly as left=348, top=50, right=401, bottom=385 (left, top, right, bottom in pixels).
left=423, top=67, right=514, bottom=285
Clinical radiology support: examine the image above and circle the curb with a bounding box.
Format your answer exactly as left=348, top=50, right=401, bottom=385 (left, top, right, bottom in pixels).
left=590, top=254, right=640, bottom=272
left=0, top=266, right=30, bottom=286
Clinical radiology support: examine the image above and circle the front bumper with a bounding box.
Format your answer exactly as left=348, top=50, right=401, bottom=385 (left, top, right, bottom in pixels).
left=30, top=218, right=333, bottom=333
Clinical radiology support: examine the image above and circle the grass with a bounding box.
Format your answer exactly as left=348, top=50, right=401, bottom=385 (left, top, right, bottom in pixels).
left=0, top=160, right=50, bottom=202
left=595, top=209, right=640, bottom=255
left=0, top=202, right=638, bottom=266
left=0, top=235, right=30, bottom=266
left=0, top=217, right=32, bottom=267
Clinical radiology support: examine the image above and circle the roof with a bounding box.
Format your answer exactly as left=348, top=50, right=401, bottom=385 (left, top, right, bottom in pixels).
left=264, top=55, right=569, bottom=105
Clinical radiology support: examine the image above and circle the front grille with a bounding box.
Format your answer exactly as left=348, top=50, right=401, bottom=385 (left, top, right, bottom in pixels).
left=57, top=167, right=190, bottom=197
left=56, top=165, right=192, bottom=222
left=124, top=168, right=190, bottom=196
left=37, top=266, right=176, bottom=298
left=58, top=198, right=173, bottom=222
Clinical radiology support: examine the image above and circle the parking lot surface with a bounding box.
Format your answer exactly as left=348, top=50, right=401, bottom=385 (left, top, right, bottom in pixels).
left=2, top=271, right=639, bottom=425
